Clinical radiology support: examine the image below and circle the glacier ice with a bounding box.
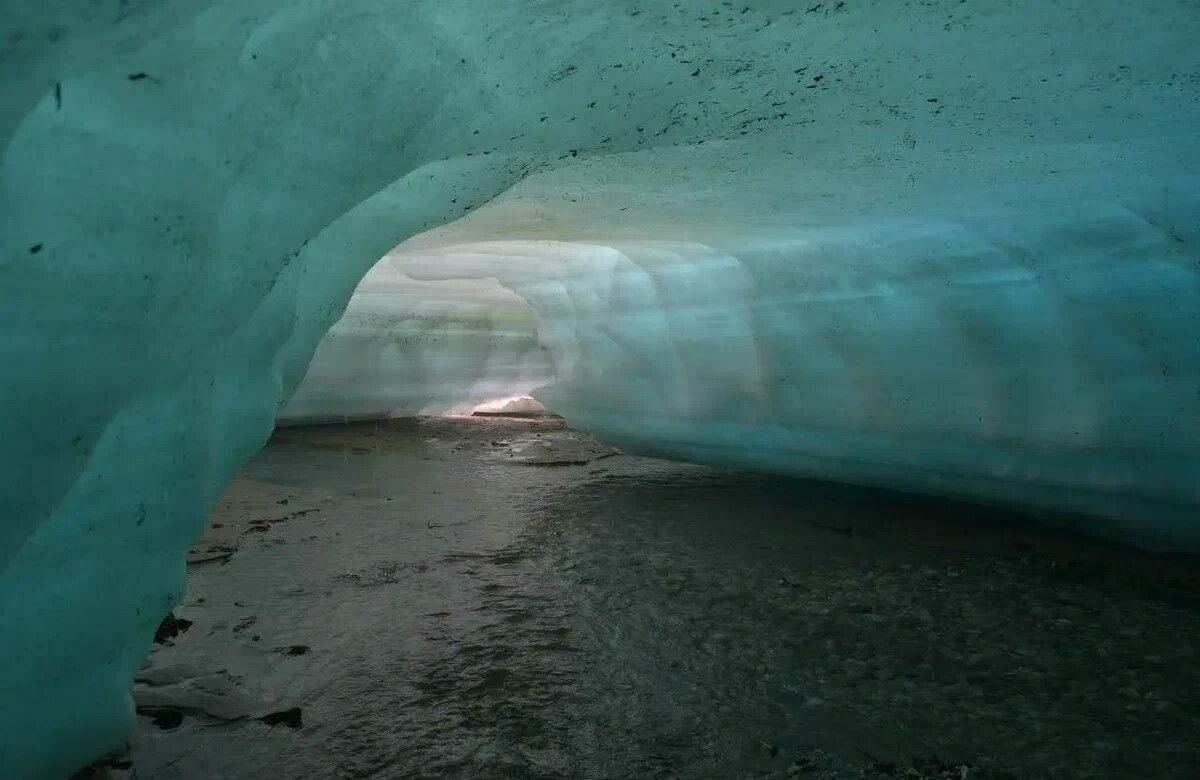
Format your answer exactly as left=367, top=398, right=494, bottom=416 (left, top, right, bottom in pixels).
left=1, top=0, right=1198, bottom=777
left=385, top=135, right=1200, bottom=544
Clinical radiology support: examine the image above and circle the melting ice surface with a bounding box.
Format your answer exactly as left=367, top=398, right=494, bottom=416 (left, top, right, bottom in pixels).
left=305, top=139, right=1200, bottom=547
left=406, top=234, right=1198, bottom=537
left=1, top=0, right=1199, bottom=777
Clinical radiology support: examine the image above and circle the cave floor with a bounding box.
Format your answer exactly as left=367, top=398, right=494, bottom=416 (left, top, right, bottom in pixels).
left=107, top=417, right=1199, bottom=779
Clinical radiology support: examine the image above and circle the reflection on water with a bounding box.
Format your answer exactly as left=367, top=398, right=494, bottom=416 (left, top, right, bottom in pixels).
left=129, top=418, right=1200, bottom=779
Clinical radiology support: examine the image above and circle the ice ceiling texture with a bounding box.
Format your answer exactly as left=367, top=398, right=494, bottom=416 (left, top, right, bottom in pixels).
left=1, top=0, right=1198, bottom=776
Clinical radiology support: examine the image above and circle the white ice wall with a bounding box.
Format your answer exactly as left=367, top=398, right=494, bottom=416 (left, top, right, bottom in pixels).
left=2, top=1, right=1197, bottom=776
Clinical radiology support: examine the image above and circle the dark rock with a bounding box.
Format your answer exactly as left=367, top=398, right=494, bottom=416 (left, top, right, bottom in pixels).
left=257, top=707, right=303, bottom=729
left=69, top=754, right=133, bottom=779
left=154, top=613, right=193, bottom=644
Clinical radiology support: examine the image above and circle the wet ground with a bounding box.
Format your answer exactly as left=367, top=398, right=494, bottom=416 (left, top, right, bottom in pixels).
left=106, top=417, right=1199, bottom=779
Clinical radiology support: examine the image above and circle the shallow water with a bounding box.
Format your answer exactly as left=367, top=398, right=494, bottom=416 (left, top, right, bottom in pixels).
left=123, top=417, right=1200, bottom=779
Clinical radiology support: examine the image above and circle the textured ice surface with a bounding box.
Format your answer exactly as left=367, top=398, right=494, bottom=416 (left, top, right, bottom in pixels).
left=400, top=216, right=1200, bottom=544
left=1, top=1, right=1198, bottom=776
left=388, top=136, right=1200, bottom=544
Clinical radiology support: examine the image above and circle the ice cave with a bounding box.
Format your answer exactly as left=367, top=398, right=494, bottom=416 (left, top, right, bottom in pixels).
left=2, top=1, right=1198, bottom=778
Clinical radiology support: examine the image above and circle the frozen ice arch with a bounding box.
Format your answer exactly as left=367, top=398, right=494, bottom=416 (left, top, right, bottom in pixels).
left=2, top=1, right=1198, bottom=776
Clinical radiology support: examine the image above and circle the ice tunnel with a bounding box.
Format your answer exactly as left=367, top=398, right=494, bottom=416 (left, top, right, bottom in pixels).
left=2, top=1, right=1199, bottom=776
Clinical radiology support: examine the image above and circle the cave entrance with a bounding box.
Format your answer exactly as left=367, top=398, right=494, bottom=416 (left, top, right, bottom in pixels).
left=278, top=246, right=557, bottom=426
